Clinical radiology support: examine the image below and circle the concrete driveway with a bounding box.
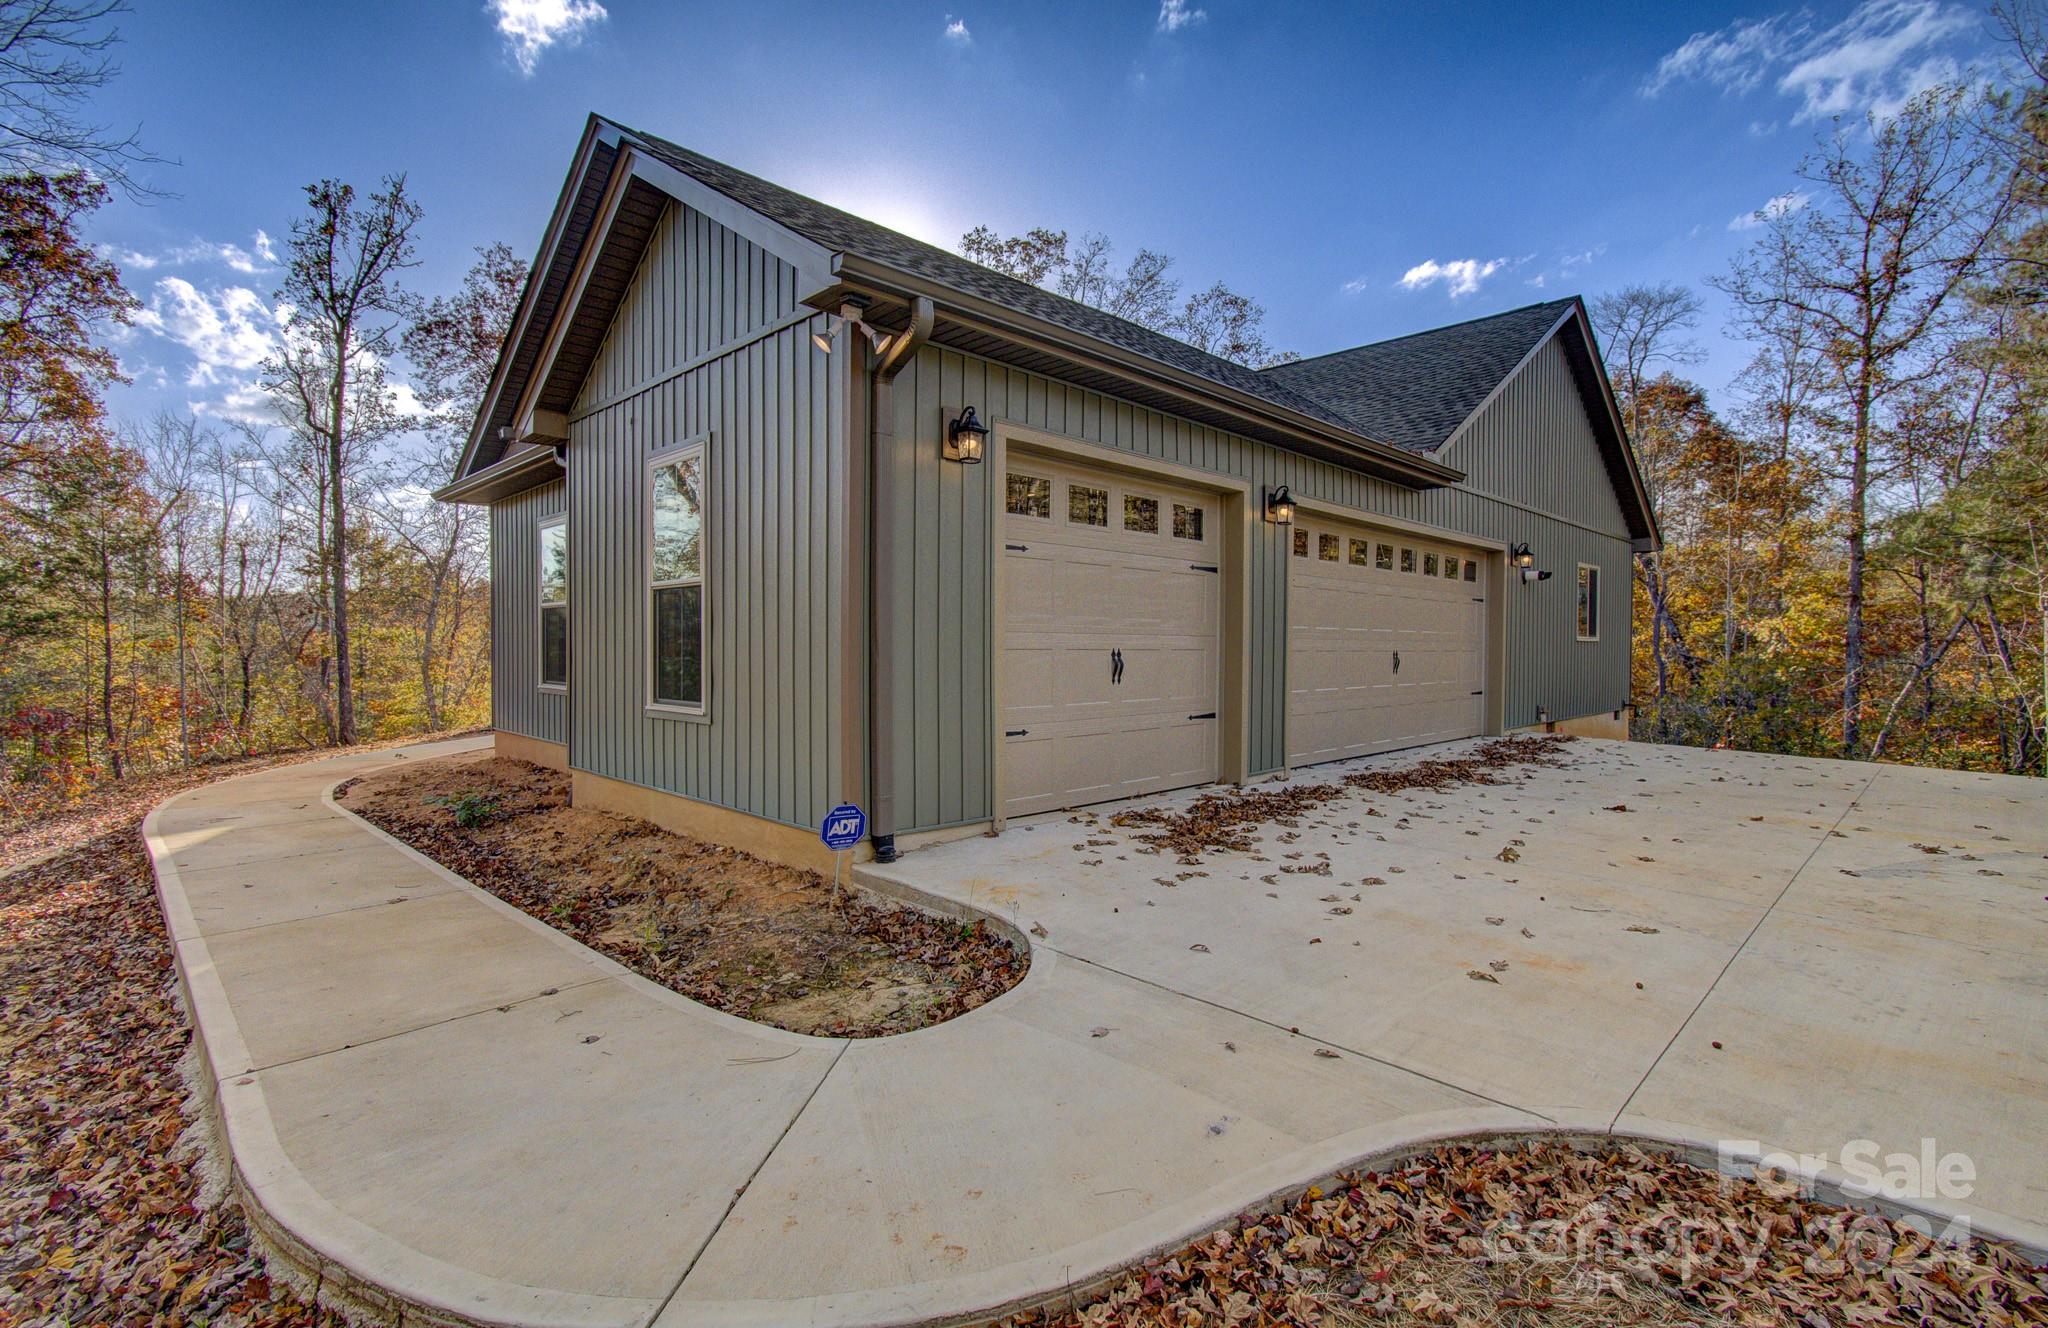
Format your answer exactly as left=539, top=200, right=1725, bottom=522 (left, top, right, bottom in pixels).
left=148, top=735, right=2047, bottom=1328
left=869, top=737, right=2048, bottom=1246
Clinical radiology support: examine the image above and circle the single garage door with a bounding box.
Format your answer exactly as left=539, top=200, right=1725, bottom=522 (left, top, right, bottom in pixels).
left=1000, top=457, right=1221, bottom=818
left=1287, top=520, right=1487, bottom=767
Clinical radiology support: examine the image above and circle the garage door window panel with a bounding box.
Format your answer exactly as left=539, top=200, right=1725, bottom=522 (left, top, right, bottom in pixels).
left=1068, top=483, right=1108, bottom=527
left=1124, top=493, right=1159, bottom=534
left=1007, top=473, right=1052, bottom=519
left=1172, top=503, right=1204, bottom=541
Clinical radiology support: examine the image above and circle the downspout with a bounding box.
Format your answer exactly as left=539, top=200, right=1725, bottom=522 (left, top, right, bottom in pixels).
left=867, top=296, right=934, bottom=863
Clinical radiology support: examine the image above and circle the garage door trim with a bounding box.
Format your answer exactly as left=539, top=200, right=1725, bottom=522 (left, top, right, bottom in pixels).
left=986, top=418, right=1253, bottom=829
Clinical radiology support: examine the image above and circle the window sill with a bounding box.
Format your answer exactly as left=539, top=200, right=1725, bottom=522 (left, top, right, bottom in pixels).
left=1576, top=636, right=1599, bottom=644
left=645, top=703, right=710, bottom=724
left=539, top=683, right=568, bottom=694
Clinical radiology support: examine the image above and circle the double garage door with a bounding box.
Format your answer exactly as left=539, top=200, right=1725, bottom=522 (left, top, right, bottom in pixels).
left=999, top=455, right=1488, bottom=818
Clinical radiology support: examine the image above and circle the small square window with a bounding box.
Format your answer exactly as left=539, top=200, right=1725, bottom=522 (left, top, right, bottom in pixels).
left=1424, top=552, right=1439, bottom=576
left=1318, top=532, right=1339, bottom=561
left=1463, top=559, right=1478, bottom=582
left=1348, top=537, right=1370, bottom=566
left=1400, top=548, right=1416, bottom=573
left=1292, top=528, right=1308, bottom=557
left=1006, top=473, right=1051, bottom=518
left=1172, top=502, right=1203, bottom=541
left=1068, top=483, right=1108, bottom=526
left=1124, top=494, right=1159, bottom=534
left=1375, top=543, right=1393, bottom=570
left=1443, top=556, right=1460, bottom=579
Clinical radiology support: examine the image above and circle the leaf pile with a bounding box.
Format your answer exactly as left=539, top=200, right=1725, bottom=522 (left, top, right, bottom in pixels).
left=1109, top=736, right=1579, bottom=861
left=1, top=829, right=333, bottom=1326
left=1007, top=1140, right=2048, bottom=1328
left=340, top=756, right=1027, bottom=1038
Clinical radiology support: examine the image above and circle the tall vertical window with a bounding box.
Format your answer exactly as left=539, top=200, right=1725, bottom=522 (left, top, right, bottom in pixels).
left=538, top=517, right=567, bottom=688
left=649, top=443, right=707, bottom=709
left=1577, top=564, right=1600, bottom=641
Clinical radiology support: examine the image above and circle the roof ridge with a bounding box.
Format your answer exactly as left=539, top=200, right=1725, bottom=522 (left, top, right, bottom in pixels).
left=1265, top=297, right=1579, bottom=373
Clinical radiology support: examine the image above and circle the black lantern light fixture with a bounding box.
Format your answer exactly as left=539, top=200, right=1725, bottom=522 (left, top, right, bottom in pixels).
left=1509, top=542, right=1536, bottom=568
left=944, top=406, right=988, bottom=464
left=1265, top=484, right=1296, bottom=524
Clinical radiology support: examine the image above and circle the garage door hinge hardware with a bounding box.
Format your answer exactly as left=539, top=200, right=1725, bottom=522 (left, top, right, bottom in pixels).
left=1005, top=728, right=1029, bottom=736
left=1111, top=648, right=1124, bottom=685
left=1190, top=563, right=1218, bottom=573
left=1006, top=543, right=1029, bottom=552
left=1187, top=712, right=1216, bottom=720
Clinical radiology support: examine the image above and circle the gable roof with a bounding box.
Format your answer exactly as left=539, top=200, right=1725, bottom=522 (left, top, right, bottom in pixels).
left=1260, top=299, right=1578, bottom=454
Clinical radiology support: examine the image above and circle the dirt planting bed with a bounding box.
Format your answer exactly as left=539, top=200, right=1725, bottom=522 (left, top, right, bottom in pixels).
left=337, top=754, right=1025, bottom=1037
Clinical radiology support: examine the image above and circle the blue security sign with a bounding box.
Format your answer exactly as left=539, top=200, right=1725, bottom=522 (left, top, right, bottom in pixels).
left=820, top=803, right=866, bottom=851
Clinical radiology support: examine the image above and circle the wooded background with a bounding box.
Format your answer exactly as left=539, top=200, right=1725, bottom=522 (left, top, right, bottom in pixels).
left=1, top=1, right=2043, bottom=824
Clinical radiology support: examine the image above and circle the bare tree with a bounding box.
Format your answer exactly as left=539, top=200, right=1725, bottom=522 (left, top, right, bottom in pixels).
left=0, top=0, right=160, bottom=196
left=1718, top=85, right=2015, bottom=755
left=263, top=175, right=421, bottom=746
left=1591, top=282, right=1707, bottom=724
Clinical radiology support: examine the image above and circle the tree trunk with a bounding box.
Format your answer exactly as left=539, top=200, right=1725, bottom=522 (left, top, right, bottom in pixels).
left=329, top=356, right=357, bottom=745
left=1842, top=372, right=1872, bottom=757
left=98, top=540, right=121, bottom=780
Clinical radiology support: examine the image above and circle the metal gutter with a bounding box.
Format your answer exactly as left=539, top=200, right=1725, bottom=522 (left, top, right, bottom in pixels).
left=866, top=296, right=934, bottom=864
left=432, top=443, right=564, bottom=505
left=829, top=254, right=1466, bottom=490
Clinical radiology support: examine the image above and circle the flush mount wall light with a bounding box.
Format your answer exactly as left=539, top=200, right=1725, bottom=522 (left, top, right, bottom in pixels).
left=1265, top=484, right=1296, bottom=524
left=944, top=406, right=987, bottom=464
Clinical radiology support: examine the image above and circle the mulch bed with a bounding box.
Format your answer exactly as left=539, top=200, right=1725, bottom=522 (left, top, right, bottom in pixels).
left=1110, top=735, right=1579, bottom=862
left=338, top=755, right=1026, bottom=1038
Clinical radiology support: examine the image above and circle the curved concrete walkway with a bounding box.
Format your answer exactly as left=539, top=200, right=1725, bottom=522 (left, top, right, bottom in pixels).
left=147, top=737, right=2048, bottom=1328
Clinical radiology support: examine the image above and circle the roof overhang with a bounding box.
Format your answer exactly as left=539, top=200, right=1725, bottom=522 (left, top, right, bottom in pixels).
left=434, top=442, right=563, bottom=505
left=818, top=256, right=1464, bottom=490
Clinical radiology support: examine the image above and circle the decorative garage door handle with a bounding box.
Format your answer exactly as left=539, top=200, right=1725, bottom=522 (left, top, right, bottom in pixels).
left=1393, top=650, right=1401, bottom=674
left=1111, top=648, right=1125, bottom=685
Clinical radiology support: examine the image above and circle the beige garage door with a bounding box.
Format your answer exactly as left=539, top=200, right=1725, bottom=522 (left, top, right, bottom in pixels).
left=1287, top=520, right=1488, bottom=767
left=1000, top=457, right=1221, bottom=818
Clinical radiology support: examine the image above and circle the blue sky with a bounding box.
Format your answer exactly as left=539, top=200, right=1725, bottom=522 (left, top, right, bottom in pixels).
left=91, top=0, right=2005, bottom=430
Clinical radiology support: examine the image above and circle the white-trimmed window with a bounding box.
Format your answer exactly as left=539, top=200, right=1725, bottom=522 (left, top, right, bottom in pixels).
left=538, top=516, right=568, bottom=689
left=1577, top=563, right=1600, bottom=641
left=648, top=440, right=708, bottom=711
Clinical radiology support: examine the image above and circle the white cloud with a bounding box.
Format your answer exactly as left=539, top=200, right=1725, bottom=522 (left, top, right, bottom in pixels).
left=944, top=14, right=970, bottom=42
left=1559, top=243, right=1607, bottom=270
left=1157, top=0, right=1205, bottom=33
left=489, top=0, right=607, bottom=76
left=1642, top=0, right=1976, bottom=121
left=132, top=279, right=283, bottom=387
left=1339, top=275, right=1370, bottom=296
left=1729, top=188, right=1812, bottom=230
left=1398, top=257, right=1507, bottom=298
left=106, top=232, right=276, bottom=276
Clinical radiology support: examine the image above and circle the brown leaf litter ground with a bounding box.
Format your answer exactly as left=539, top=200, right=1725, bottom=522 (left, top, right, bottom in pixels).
left=1110, top=735, right=1580, bottom=862
left=338, top=753, right=1025, bottom=1037
left=5, top=736, right=2044, bottom=1326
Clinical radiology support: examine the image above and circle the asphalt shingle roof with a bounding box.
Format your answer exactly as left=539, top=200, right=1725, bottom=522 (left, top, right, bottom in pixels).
left=616, top=122, right=1379, bottom=443
left=1259, top=299, right=1579, bottom=454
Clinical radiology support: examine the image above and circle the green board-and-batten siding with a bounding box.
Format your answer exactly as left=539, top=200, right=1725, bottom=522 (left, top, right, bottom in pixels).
left=556, top=198, right=846, bottom=832
left=489, top=477, right=566, bottom=745
left=875, top=339, right=1635, bottom=835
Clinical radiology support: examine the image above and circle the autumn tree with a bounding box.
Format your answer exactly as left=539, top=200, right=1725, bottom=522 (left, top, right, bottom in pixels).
left=0, top=170, right=132, bottom=504
left=1718, top=85, right=2015, bottom=755
left=263, top=176, right=421, bottom=746
left=392, top=241, right=526, bottom=728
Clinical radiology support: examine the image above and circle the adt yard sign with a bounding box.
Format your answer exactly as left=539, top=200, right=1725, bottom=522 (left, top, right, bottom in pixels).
left=821, top=803, right=865, bottom=851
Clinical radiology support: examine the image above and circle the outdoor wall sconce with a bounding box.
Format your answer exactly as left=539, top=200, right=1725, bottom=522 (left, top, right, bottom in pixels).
left=944, top=406, right=987, bottom=464
left=1265, top=484, right=1296, bottom=524
left=1509, top=542, right=1536, bottom=568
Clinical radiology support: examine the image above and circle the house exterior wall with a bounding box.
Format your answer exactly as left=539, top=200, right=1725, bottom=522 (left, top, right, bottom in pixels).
left=489, top=477, right=566, bottom=745
left=555, top=198, right=847, bottom=835
left=876, top=341, right=1635, bottom=834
